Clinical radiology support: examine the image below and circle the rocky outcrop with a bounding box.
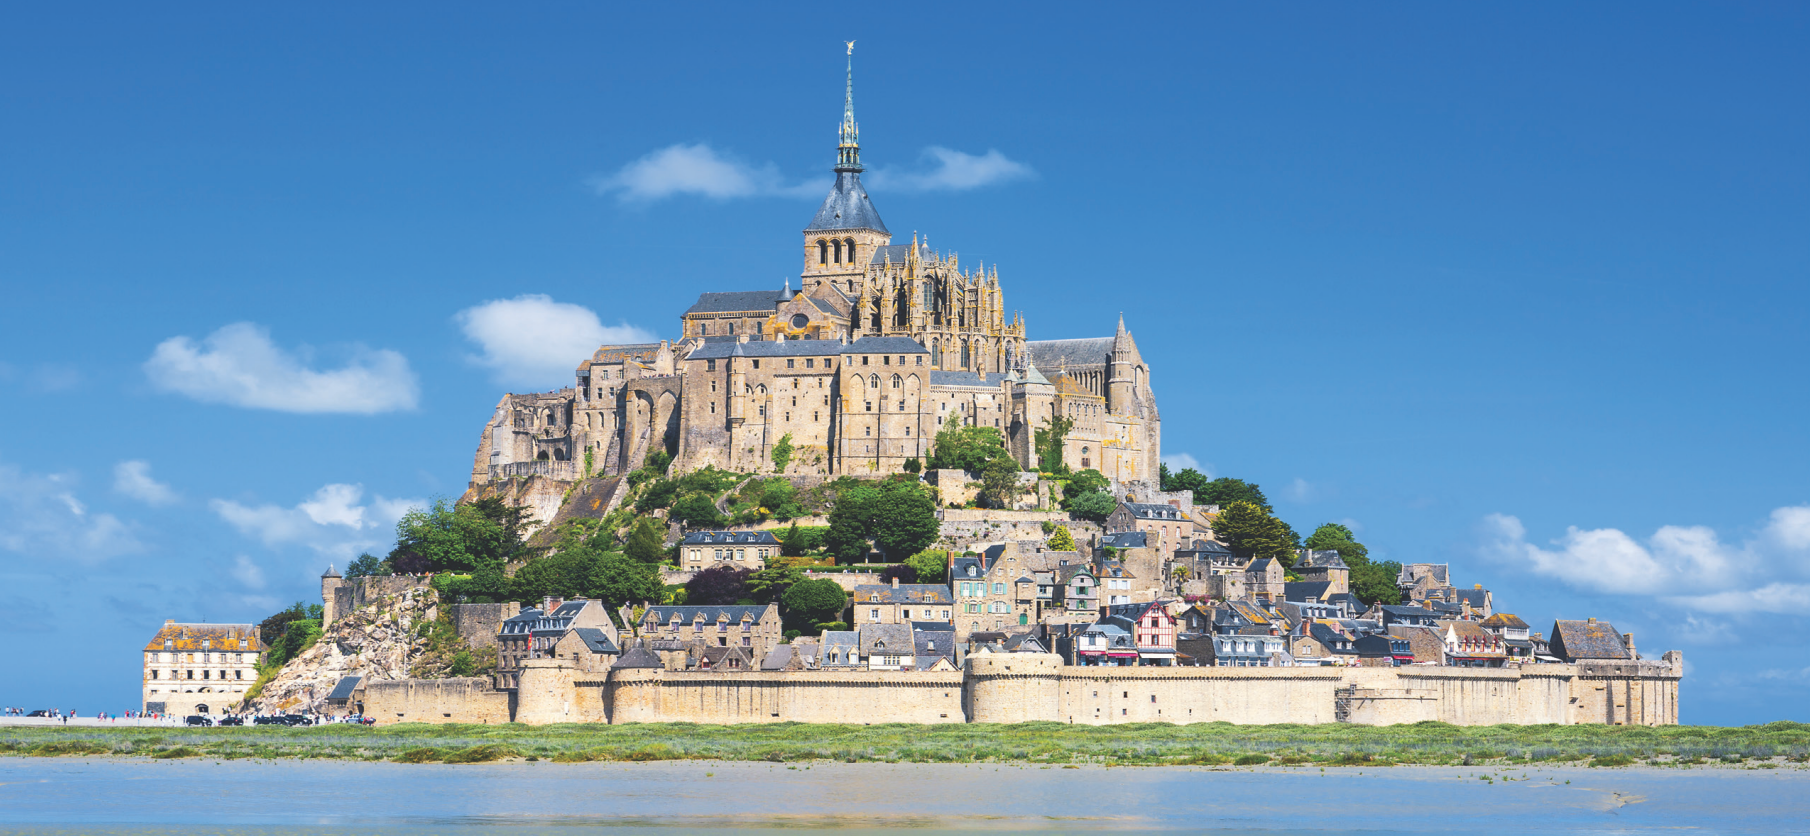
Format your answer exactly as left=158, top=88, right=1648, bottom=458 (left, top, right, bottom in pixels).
left=242, top=584, right=442, bottom=714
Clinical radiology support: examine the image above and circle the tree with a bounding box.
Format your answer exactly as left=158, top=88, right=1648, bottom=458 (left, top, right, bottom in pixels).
left=824, top=480, right=939, bottom=561
left=511, top=550, right=602, bottom=603
left=758, top=478, right=804, bottom=520
left=670, top=492, right=725, bottom=528
left=1065, top=468, right=1109, bottom=501
left=770, top=432, right=794, bottom=473
left=1162, top=467, right=1212, bottom=500
left=636, top=478, right=679, bottom=512
left=902, top=457, right=922, bottom=474
left=878, top=565, right=914, bottom=584
left=905, top=549, right=949, bottom=585
left=1304, top=522, right=1369, bottom=564
left=1212, top=500, right=1296, bottom=563
left=1034, top=415, right=1074, bottom=474
left=747, top=562, right=805, bottom=604
left=1198, top=478, right=1270, bottom=511
left=344, top=553, right=388, bottom=578
left=978, top=456, right=1022, bottom=509
left=1068, top=491, right=1117, bottom=522
left=686, top=566, right=752, bottom=605
left=258, top=602, right=314, bottom=648
left=1047, top=526, right=1077, bottom=551
left=1350, top=560, right=1403, bottom=606
left=781, top=578, right=847, bottom=632
left=624, top=518, right=667, bottom=565
left=585, top=551, right=665, bottom=609
left=928, top=423, right=1014, bottom=472
left=389, top=498, right=511, bottom=573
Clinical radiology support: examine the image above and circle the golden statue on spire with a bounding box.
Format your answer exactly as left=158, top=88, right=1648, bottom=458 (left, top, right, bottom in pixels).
left=846, top=40, right=855, bottom=54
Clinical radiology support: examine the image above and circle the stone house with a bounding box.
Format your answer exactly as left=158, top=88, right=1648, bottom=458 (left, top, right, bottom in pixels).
left=1292, top=549, right=1350, bottom=595
left=550, top=627, right=621, bottom=673
left=529, top=599, right=618, bottom=661
left=633, top=604, right=783, bottom=663
left=1385, top=625, right=1448, bottom=665
left=1096, top=530, right=1163, bottom=600
left=1105, top=501, right=1194, bottom=555
left=697, top=645, right=754, bottom=672
left=819, top=630, right=860, bottom=669
left=1479, top=612, right=1535, bottom=661
left=1454, top=585, right=1493, bottom=618
left=1211, top=632, right=1287, bottom=667
left=1396, top=563, right=1456, bottom=605
left=680, top=530, right=781, bottom=572
left=1380, top=604, right=1442, bottom=629
left=851, top=578, right=954, bottom=626
left=1094, top=559, right=1139, bottom=607
left=1245, top=557, right=1285, bottom=603
left=914, top=625, right=957, bottom=670
left=1053, top=563, right=1100, bottom=613
left=1353, top=634, right=1413, bottom=667
left=952, top=544, right=1041, bottom=638
left=142, top=620, right=264, bottom=716
left=495, top=607, right=542, bottom=689
left=1064, top=621, right=1139, bottom=666
left=1550, top=618, right=1635, bottom=662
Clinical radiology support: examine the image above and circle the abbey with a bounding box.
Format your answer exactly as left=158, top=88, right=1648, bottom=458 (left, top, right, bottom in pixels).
left=470, top=54, right=1158, bottom=487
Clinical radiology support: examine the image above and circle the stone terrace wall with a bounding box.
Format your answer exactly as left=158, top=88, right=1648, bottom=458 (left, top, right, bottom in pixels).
left=366, top=678, right=510, bottom=725
left=610, top=670, right=966, bottom=725
left=939, top=518, right=1103, bottom=552
left=451, top=602, right=521, bottom=651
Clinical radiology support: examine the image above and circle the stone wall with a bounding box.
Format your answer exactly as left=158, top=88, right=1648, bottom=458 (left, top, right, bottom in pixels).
left=370, top=651, right=1683, bottom=728
left=451, top=602, right=521, bottom=651
left=366, top=678, right=511, bottom=725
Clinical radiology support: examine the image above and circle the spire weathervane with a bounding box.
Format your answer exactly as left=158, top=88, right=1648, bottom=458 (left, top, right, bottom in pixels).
left=837, top=41, right=862, bottom=172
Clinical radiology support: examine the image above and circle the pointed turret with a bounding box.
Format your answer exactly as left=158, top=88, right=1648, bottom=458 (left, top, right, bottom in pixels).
left=803, top=42, right=891, bottom=292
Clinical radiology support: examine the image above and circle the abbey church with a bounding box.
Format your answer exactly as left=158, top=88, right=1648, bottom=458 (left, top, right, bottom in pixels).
left=469, top=53, right=1159, bottom=486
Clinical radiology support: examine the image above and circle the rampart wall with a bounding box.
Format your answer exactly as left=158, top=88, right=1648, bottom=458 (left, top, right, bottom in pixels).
left=370, top=652, right=1683, bottom=728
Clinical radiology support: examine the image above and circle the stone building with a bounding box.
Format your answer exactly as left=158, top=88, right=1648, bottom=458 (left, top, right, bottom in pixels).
left=629, top=604, right=784, bottom=666
left=679, top=530, right=781, bottom=573
left=465, top=51, right=1160, bottom=495
left=851, top=578, right=954, bottom=626
left=142, top=620, right=263, bottom=716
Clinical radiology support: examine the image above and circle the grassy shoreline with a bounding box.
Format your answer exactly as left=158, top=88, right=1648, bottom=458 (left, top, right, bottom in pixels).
left=4, top=721, right=1805, bottom=768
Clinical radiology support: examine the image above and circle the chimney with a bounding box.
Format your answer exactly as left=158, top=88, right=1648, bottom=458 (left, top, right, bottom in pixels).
left=1623, top=632, right=1637, bottom=660
left=544, top=596, right=563, bottom=612
left=891, top=576, right=899, bottom=589
left=1587, top=616, right=1596, bottom=624
left=1474, top=583, right=1482, bottom=590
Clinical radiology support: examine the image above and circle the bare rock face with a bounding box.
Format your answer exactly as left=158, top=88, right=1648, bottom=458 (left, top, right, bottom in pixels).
left=243, top=585, right=440, bottom=714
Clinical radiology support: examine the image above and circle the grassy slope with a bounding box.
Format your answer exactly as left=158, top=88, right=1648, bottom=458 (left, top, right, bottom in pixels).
left=3, top=721, right=1807, bottom=766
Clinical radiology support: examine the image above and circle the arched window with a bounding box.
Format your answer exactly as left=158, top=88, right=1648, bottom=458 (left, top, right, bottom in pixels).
left=817, top=240, right=828, bottom=265
left=832, top=239, right=843, bottom=264
left=891, top=374, right=901, bottom=389
left=845, top=238, right=856, bottom=263
left=931, top=338, right=940, bottom=367
left=961, top=340, right=971, bottom=369
left=869, top=374, right=880, bottom=388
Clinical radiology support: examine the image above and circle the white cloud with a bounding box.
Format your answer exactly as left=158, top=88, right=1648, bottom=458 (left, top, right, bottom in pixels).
left=113, top=460, right=177, bottom=506
left=230, top=555, right=266, bottom=590
left=867, top=147, right=1035, bottom=192
left=1480, top=505, right=1810, bottom=613
left=0, top=461, right=142, bottom=563
left=211, top=483, right=423, bottom=561
left=1161, top=453, right=1211, bottom=476
left=1283, top=478, right=1315, bottom=503
left=592, top=143, right=827, bottom=202
left=455, top=295, right=657, bottom=389
left=144, top=322, right=418, bottom=414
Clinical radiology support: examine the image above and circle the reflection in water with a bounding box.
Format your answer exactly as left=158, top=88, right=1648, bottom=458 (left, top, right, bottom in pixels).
left=0, top=758, right=1803, bottom=834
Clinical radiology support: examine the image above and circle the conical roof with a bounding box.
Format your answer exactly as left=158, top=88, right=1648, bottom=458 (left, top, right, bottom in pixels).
left=807, top=171, right=888, bottom=234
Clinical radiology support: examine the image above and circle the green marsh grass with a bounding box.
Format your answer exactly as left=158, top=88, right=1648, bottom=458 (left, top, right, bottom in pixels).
left=1, top=720, right=1804, bottom=767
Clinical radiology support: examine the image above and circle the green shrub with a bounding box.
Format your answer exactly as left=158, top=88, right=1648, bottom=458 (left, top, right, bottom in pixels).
left=444, top=744, right=512, bottom=764
left=1234, top=754, right=1270, bottom=765
left=394, top=748, right=443, bottom=763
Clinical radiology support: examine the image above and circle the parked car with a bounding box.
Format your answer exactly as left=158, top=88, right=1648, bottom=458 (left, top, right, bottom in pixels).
left=252, top=716, right=285, bottom=726
left=184, top=715, right=213, bottom=727
left=218, top=715, right=244, bottom=726
left=280, top=714, right=314, bottom=726
left=25, top=710, right=50, bottom=718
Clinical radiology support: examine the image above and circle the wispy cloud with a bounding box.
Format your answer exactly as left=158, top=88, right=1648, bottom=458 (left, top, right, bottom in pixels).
left=211, top=483, right=422, bottom=562
left=455, top=295, right=657, bottom=389
left=867, top=147, right=1035, bottom=192
left=1283, top=478, right=1316, bottom=503
left=230, top=554, right=266, bottom=590
left=145, top=322, right=418, bottom=414
left=113, top=460, right=178, bottom=506
left=1161, top=453, right=1211, bottom=476
left=0, top=460, right=143, bottom=563
left=1479, top=505, right=1810, bottom=613
left=592, top=143, right=827, bottom=202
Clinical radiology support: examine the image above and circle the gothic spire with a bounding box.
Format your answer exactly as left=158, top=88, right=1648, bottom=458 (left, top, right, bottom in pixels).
left=837, top=41, right=861, bottom=172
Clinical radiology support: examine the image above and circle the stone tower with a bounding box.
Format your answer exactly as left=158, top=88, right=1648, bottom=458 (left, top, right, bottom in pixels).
left=320, top=564, right=346, bottom=628
left=1107, top=314, right=1137, bottom=414
left=802, top=42, right=892, bottom=294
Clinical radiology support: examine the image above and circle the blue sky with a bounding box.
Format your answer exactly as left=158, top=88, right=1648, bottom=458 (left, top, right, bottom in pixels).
left=1, top=3, right=1805, bottom=724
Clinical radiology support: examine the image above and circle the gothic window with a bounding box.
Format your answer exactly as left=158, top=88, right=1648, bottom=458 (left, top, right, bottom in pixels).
left=931, top=338, right=939, bottom=367
left=791, top=314, right=809, bottom=329
left=700, top=323, right=708, bottom=336
left=817, top=240, right=828, bottom=265
left=961, top=341, right=971, bottom=369
left=845, top=238, right=856, bottom=263
left=832, top=239, right=842, bottom=264
left=869, top=374, right=879, bottom=388
left=891, top=374, right=901, bottom=389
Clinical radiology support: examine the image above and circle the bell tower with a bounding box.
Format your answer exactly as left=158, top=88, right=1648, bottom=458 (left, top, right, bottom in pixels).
left=803, top=41, right=892, bottom=294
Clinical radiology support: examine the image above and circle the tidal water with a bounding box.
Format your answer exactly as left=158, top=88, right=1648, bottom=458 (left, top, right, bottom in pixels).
left=0, top=758, right=1805, bottom=835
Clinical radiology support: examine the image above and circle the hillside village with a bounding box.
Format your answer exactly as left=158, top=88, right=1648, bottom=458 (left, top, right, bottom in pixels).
left=139, top=52, right=1679, bottom=728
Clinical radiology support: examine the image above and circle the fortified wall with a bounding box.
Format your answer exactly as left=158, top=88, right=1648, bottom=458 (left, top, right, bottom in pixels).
left=371, top=651, right=1682, bottom=727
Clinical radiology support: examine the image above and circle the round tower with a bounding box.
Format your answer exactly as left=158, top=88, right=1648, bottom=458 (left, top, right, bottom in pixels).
left=320, top=564, right=346, bottom=628
left=964, top=652, right=1063, bottom=723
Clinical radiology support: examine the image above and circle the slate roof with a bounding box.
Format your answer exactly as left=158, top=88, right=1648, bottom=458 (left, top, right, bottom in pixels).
left=1455, top=587, right=1490, bottom=607
left=869, top=243, right=933, bottom=264
left=499, top=608, right=542, bottom=637
left=1551, top=619, right=1632, bottom=661
left=928, top=371, right=1009, bottom=387
left=1123, top=502, right=1188, bottom=521
left=680, top=530, right=782, bottom=546
left=842, top=336, right=929, bottom=355
left=1480, top=613, right=1530, bottom=630
left=820, top=631, right=860, bottom=667
left=569, top=627, right=619, bottom=655
left=688, top=340, right=843, bottom=360
left=1100, top=531, right=1148, bottom=549
left=699, top=645, right=753, bottom=669
left=1176, top=539, right=1235, bottom=557
left=143, top=622, right=263, bottom=653
left=859, top=623, right=914, bottom=658
left=684, top=289, right=793, bottom=315
left=915, top=631, right=954, bottom=662
left=760, top=644, right=797, bottom=671
left=807, top=171, right=888, bottom=233
left=852, top=584, right=953, bottom=605
left=644, top=604, right=776, bottom=624
left=1025, top=338, right=1114, bottom=372
left=1283, top=581, right=1332, bottom=603
left=610, top=642, right=663, bottom=669
left=1396, top=563, right=1450, bottom=585
left=1296, top=549, right=1349, bottom=570
left=326, top=676, right=362, bottom=701
left=1309, top=623, right=1357, bottom=654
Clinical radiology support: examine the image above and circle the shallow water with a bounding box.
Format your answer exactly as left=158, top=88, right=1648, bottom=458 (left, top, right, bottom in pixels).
left=0, top=758, right=1804, bottom=834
